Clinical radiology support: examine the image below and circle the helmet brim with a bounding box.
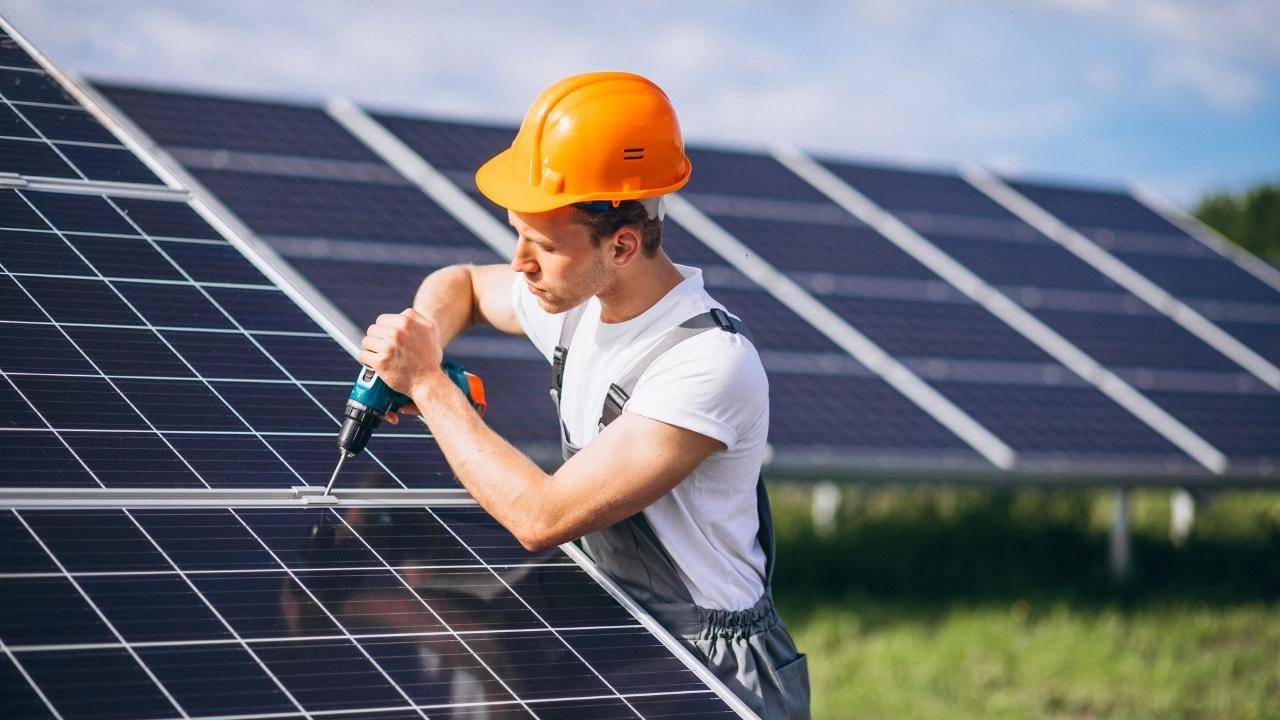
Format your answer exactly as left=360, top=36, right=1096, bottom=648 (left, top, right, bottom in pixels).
left=475, top=147, right=691, bottom=214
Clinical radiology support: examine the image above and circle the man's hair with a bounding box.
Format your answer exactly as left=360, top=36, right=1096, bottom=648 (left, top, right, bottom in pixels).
left=574, top=200, right=662, bottom=257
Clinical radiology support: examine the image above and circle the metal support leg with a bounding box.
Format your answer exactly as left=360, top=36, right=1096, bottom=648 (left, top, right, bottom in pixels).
left=1109, top=487, right=1131, bottom=584
left=811, top=480, right=841, bottom=537
left=1170, top=488, right=1195, bottom=547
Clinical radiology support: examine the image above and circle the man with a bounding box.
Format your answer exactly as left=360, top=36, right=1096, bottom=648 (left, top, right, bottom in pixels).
left=359, top=71, right=809, bottom=719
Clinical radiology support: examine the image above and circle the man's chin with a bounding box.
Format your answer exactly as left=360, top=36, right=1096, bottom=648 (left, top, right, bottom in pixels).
left=536, top=295, right=581, bottom=315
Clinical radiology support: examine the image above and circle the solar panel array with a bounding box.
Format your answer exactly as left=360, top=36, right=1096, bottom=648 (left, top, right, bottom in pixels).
left=91, top=80, right=1280, bottom=480
left=1003, top=179, right=1280, bottom=470
left=1, top=22, right=746, bottom=720
left=683, top=149, right=1197, bottom=471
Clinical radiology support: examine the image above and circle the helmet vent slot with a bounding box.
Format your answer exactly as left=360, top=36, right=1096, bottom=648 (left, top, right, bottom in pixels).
left=623, top=147, right=645, bottom=160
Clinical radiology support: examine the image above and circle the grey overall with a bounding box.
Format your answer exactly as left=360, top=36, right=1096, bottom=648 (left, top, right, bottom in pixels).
left=550, top=306, right=811, bottom=720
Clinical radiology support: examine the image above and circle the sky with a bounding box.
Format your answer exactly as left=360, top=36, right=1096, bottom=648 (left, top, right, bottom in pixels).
left=2, top=0, right=1277, bottom=205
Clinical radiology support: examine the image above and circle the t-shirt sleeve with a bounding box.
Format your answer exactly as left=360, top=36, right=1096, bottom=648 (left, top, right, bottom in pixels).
left=623, top=332, right=768, bottom=451
left=510, top=274, right=560, bottom=362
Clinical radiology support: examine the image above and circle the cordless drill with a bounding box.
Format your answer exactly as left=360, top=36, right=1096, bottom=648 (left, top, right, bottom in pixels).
left=324, top=361, right=486, bottom=495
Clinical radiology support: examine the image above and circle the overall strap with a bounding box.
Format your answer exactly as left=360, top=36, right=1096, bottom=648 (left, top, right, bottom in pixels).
left=599, top=308, right=751, bottom=429
left=549, top=305, right=587, bottom=451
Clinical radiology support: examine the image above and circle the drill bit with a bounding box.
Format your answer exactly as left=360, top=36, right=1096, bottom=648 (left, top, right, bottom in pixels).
left=322, top=452, right=348, bottom=496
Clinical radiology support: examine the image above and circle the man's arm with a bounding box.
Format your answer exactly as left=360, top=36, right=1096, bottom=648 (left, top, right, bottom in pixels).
left=416, top=367, right=722, bottom=551
left=359, top=310, right=723, bottom=551
left=412, top=263, right=522, bottom=343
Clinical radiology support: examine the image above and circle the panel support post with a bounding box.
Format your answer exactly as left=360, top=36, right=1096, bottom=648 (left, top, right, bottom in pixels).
left=1170, top=488, right=1196, bottom=547
left=811, top=480, right=841, bottom=537
left=1109, top=487, right=1131, bottom=584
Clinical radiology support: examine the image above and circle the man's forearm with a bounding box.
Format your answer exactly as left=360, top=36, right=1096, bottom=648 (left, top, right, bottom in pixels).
left=411, top=369, right=559, bottom=550
left=412, top=265, right=479, bottom=346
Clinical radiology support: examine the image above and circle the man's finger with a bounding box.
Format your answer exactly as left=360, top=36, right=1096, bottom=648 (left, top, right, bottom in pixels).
left=361, top=336, right=389, bottom=353
left=366, top=323, right=394, bottom=339
left=384, top=411, right=400, bottom=425
left=356, top=350, right=378, bottom=367
left=397, top=403, right=420, bottom=416
left=375, top=313, right=401, bottom=327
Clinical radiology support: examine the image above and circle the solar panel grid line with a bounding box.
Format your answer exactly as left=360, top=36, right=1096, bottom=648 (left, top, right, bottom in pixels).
left=0, top=560, right=582, bottom=581
left=9, top=510, right=193, bottom=718
left=111, top=508, right=318, bottom=717
left=224, top=509, right=544, bottom=720
left=3, top=619, right=647, bottom=653
left=1131, top=183, right=1280, bottom=293
left=98, top=193, right=438, bottom=492
left=554, top=541, right=762, bottom=720
left=328, top=506, right=655, bottom=720
left=3, top=192, right=445, bottom=495
left=326, top=97, right=516, bottom=259
left=773, top=145, right=1229, bottom=474
left=0, top=92, right=87, bottom=182
left=0, top=18, right=177, bottom=189
left=665, top=192, right=1016, bottom=470
left=0, top=638, right=64, bottom=720
left=965, top=166, right=1280, bottom=392
left=183, top=508, right=433, bottom=718
left=6, top=502, right=604, bottom=717
left=1, top=197, right=315, bottom=491
left=6, top=270, right=276, bottom=291
left=76, top=79, right=364, bottom=348
left=2, top=318, right=333, bottom=338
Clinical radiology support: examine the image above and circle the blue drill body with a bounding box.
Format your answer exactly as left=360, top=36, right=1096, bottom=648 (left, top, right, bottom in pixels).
left=325, top=361, right=482, bottom=494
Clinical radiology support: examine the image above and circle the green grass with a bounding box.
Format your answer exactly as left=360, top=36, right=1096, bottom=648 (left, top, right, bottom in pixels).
left=768, top=484, right=1280, bottom=719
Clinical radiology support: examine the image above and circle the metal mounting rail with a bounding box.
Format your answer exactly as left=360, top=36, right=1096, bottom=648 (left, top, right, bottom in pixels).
left=0, top=171, right=189, bottom=201
left=327, top=97, right=517, bottom=259
left=0, top=487, right=476, bottom=509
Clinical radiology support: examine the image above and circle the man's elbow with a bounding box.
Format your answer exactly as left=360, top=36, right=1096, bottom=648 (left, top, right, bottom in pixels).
left=510, top=516, right=570, bottom=553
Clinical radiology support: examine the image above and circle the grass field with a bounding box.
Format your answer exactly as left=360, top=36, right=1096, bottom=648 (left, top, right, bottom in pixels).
left=767, top=484, right=1280, bottom=719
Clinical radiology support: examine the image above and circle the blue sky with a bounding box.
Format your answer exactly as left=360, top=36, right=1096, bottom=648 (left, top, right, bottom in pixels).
left=3, top=0, right=1276, bottom=205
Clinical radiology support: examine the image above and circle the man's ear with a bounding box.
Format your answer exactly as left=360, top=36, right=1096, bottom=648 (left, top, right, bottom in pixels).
left=611, top=226, right=642, bottom=266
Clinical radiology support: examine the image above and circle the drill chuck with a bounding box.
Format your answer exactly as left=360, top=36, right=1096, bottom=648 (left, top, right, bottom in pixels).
left=336, top=401, right=382, bottom=458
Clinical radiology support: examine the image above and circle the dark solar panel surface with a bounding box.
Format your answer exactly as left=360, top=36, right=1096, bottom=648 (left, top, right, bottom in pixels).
left=828, top=161, right=1244, bottom=373
left=0, top=507, right=734, bottom=718
left=368, top=111, right=515, bottom=222
left=97, top=85, right=559, bottom=447
left=686, top=149, right=1190, bottom=463
left=95, top=83, right=381, bottom=161
left=996, top=177, right=1280, bottom=461
left=1007, top=178, right=1280, bottom=365
left=0, top=40, right=160, bottom=186
left=0, top=188, right=460, bottom=490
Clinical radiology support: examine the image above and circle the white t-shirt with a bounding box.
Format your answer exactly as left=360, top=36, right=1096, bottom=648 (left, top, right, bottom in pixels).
left=510, top=264, right=769, bottom=610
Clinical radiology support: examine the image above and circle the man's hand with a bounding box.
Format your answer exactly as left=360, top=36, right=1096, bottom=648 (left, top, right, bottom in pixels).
left=358, top=309, right=444, bottom=398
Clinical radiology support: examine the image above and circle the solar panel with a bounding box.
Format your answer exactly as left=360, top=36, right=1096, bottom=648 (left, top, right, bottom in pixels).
left=0, top=37, right=160, bottom=186
left=2, top=26, right=746, bottom=717
left=0, top=188, right=454, bottom=491
left=1, top=508, right=732, bottom=718
left=997, top=177, right=1280, bottom=469
left=95, top=84, right=558, bottom=450
left=685, top=148, right=1193, bottom=470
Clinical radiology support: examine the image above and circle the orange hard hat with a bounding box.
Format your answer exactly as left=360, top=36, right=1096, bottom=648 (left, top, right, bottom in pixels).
left=476, top=71, right=692, bottom=213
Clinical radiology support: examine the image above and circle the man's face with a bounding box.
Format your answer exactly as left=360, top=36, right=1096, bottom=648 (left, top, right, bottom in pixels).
left=508, top=207, right=611, bottom=314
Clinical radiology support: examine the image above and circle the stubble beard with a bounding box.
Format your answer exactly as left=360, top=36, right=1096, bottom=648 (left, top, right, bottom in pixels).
left=535, top=252, right=611, bottom=315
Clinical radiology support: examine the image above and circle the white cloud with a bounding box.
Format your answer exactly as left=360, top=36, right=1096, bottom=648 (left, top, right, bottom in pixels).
left=1038, top=0, right=1278, bottom=111
left=1154, top=55, right=1265, bottom=112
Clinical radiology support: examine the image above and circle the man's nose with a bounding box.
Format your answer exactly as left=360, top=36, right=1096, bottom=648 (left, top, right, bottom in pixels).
left=510, top=239, right=537, bottom=274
